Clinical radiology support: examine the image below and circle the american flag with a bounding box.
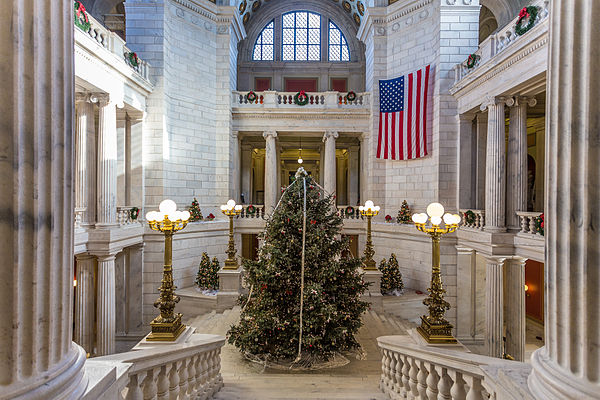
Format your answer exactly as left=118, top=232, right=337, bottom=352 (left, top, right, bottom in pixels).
left=377, top=65, right=430, bottom=160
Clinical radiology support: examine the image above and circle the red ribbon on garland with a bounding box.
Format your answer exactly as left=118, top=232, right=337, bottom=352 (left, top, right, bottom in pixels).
left=76, top=1, right=88, bottom=21
left=518, top=7, right=529, bottom=19
left=298, top=90, right=306, bottom=99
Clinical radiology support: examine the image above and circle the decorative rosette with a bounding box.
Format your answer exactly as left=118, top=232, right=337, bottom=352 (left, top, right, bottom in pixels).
left=515, top=6, right=539, bottom=36
left=206, top=213, right=215, bottom=221
left=294, top=90, right=309, bottom=106
left=346, top=91, right=357, bottom=102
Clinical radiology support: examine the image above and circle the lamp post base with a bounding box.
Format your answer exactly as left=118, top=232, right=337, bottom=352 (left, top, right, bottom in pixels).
left=416, top=316, right=457, bottom=344
left=146, top=313, right=186, bottom=341
left=223, top=258, right=239, bottom=270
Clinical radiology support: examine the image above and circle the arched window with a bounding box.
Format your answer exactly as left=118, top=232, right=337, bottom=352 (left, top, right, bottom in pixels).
left=253, top=20, right=274, bottom=61
left=282, top=11, right=321, bottom=61
left=328, top=21, right=350, bottom=62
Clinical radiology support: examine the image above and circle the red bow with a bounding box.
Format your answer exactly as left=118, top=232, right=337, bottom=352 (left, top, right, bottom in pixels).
left=519, top=7, right=529, bottom=19
left=299, top=90, right=306, bottom=98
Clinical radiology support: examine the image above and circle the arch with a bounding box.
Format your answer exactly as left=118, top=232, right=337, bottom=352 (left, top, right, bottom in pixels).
left=479, top=0, right=528, bottom=27
left=253, top=20, right=275, bottom=61
left=281, top=11, right=322, bottom=61
left=328, top=21, right=350, bottom=62
left=478, top=5, right=498, bottom=43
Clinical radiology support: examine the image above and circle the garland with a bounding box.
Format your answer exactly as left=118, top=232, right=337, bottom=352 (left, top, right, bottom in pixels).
left=206, top=213, right=215, bottom=221
left=74, top=1, right=91, bottom=32
left=294, top=90, right=309, bottom=106
left=515, top=6, right=538, bottom=36
left=247, top=91, right=257, bottom=103
left=126, top=52, right=139, bottom=67
left=466, top=53, right=480, bottom=69
left=130, top=207, right=140, bottom=221
left=247, top=204, right=256, bottom=214
left=385, top=215, right=393, bottom=223
left=345, top=206, right=355, bottom=216
left=346, top=91, right=356, bottom=102
left=464, top=210, right=476, bottom=225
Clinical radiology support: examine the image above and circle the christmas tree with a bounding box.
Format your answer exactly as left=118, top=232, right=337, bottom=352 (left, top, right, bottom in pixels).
left=228, top=168, right=369, bottom=366
left=397, top=200, right=411, bottom=224
left=196, top=252, right=219, bottom=291
left=379, top=253, right=404, bottom=294
left=189, top=198, right=203, bottom=222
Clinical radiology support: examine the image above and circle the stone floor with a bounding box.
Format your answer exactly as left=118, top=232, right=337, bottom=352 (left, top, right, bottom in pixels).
left=186, top=290, right=426, bottom=399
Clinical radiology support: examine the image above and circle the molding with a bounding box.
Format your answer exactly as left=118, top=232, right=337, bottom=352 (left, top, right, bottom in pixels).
left=232, top=111, right=370, bottom=120
left=171, top=0, right=219, bottom=22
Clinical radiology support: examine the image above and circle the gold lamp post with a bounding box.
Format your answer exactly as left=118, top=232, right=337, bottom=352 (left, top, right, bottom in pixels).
left=359, top=200, right=380, bottom=271
left=412, top=203, right=461, bottom=344
left=221, top=199, right=243, bottom=269
left=145, top=199, right=191, bottom=341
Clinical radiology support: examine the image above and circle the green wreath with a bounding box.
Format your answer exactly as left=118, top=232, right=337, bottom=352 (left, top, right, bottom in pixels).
left=346, top=91, right=357, bottom=102
left=345, top=206, right=355, bottom=216
left=247, top=204, right=256, bottom=214
left=247, top=91, right=257, bottom=102
left=130, top=207, right=140, bottom=220
left=466, top=53, right=479, bottom=69
left=294, top=90, right=309, bottom=106
left=464, top=210, right=476, bottom=225
left=126, top=52, right=139, bottom=67
left=74, top=1, right=91, bottom=32
left=515, top=6, right=538, bottom=36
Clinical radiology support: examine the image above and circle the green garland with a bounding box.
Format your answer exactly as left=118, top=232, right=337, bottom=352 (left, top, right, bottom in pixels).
left=515, top=6, right=539, bottom=36
left=294, top=90, right=309, bottom=106
left=74, top=1, right=91, bottom=32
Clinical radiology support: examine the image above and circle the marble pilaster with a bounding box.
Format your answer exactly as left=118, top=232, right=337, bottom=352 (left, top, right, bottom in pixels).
left=263, top=131, right=278, bottom=212
left=323, top=130, right=339, bottom=197
left=506, top=97, right=537, bottom=230
left=528, top=1, right=600, bottom=397
left=455, top=247, right=476, bottom=343
left=481, top=97, right=512, bottom=232
left=347, top=145, right=360, bottom=206
left=75, top=94, right=96, bottom=226
left=240, top=144, right=252, bottom=204
left=475, top=113, right=487, bottom=210
left=505, top=258, right=526, bottom=361
left=485, top=256, right=506, bottom=358
left=74, top=254, right=96, bottom=355
left=457, top=113, right=476, bottom=209
left=96, top=95, right=118, bottom=227
left=96, top=254, right=117, bottom=356
left=0, top=0, right=87, bottom=397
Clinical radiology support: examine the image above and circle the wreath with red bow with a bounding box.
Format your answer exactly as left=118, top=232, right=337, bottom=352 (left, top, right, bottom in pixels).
left=515, top=6, right=538, bottom=36
left=294, top=90, right=309, bottom=106
left=74, top=1, right=91, bottom=32
left=346, top=91, right=357, bottom=102
left=126, top=52, right=139, bottom=67
left=466, top=53, right=480, bottom=69
left=247, top=91, right=257, bottom=103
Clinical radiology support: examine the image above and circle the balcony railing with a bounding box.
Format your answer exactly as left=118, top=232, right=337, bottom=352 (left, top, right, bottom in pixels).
left=459, top=209, right=485, bottom=231
left=117, top=206, right=141, bottom=226
left=516, top=211, right=543, bottom=237
left=239, top=205, right=266, bottom=219
left=453, top=0, right=549, bottom=85
left=232, top=91, right=370, bottom=109
left=336, top=206, right=365, bottom=220
left=75, top=9, right=150, bottom=80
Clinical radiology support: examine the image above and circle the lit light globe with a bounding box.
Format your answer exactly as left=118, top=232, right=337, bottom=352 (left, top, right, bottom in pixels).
left=220, top=205, right=227, bottom=211
left=412, top=213, right=428, bottom=224
left=235, top=204, right=243, bottom=211
left=181, top=211, right=191, bottom=221
left=359, top=206, right=364, bottom=211
left=451, top=214, right=461, bottom=225
left=159, top=199, right=177, bottom=214
left=146, top=211, right=157, bottom=222
left=431, top=216, right=442, bottom=226
left=365, top=200, right=374, bottom=209
left=298, top=158, right=303, bottom=164
left=426, top=202, right=445, bottom=218
left=443, top=214, right=454, bottom=225
left=168, top=212, right=179, bottom=221
left=374, top=206, right=380, bottom=212
left=227, top=199, right=236, bottom=209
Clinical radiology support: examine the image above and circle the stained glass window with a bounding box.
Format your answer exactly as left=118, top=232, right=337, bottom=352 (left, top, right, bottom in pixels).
left=253, top=20, right=274, bottom=61
left=282, top=11, right=321, bottom=61
left=328, top=21, right=350, bottom=62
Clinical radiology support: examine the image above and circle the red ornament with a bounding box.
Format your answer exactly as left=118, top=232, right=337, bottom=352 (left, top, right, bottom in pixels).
left=310, top=219, right=316, bottom=225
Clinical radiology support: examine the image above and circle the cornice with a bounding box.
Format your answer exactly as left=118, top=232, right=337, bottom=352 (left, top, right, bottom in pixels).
left=386, top=0, right=434, bottom=24
left=170, top=0, right=218, bottom=21
left=358, top=0, right=433, bottom=42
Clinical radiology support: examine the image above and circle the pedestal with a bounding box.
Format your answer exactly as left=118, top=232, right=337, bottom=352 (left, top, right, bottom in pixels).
left=361, top=269, right=383, bottom=312
left=218, top=267, right=243, bottom=309
left=408, top=328, right=467, bottom=351
left=134, top=326, right=196, bottom=350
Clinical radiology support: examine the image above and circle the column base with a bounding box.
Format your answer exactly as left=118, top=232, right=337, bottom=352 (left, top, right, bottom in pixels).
left=528, top=347, right=598, bottom=399
left=416, top=315, right=457, bottom=344
left=146, top=313, right=186, bottom=341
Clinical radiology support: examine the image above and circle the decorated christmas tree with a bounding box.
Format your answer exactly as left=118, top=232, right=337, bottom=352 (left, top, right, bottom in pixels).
left=379, top=253, right=404, bottom=294
left=196, top=252, right=219, bottom=291
left=189, top=198, right=203, bottom=222
left=228, top=168, right=369, bottom=366
left=397, top=200, right=411, bottom=224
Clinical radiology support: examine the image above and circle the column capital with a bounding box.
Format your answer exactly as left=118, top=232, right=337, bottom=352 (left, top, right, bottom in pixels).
left=75, top=92, right=94, bottom=104
left=92, top=93, right=111, bottom=107
left=458, top=112, right=476, bottom=122
left=263, top=130, right=277, bottom=139
left=513, top=96, right=538, bottom=108
left=485, top=255, right=509, bottom=265
left=323, top=130, right=339, bottom=142
left=480, top=96, right=513, bottom=111
left=456, top=246, right=475, bottom=255
left=75, top=253, right=96, bottom=262
left=94, top=253, right=117, bottom=262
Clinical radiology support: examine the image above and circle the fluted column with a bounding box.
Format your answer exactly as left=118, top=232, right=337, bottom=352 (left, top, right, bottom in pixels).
left=505, top=258, right=526, bottom=361
left=347, top=145, right=360, bottom=206
left=263, top=131, right=278, bottom=212
left=96, top=95, right=118, bottom=227
left=0, top=0, right=87, bottom=397
left=475, top=113, right=487, bottom=210
left=74, top=254, right=95, bottom=354
left=485, top=256, right=506, bottom=358
left=75, top=94, right=97, bottom=226
left=96, top=254, right=116, bottom=355
left=481, top=97, right=511, bottom=232
left=507, top=97, right=537, bottom=230
left=528, top=1, right=600, bottom=397
left=323, top=131, right=339, bottom=197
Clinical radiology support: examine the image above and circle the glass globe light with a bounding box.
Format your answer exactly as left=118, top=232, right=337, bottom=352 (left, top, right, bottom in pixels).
left=443, top=213, right=454, bottom=225
left=227, top=199, right=236, bottom=209
left=145, top=211, right=156, bottom=222
left=374, top=206, right=380, bottom=212
left=298, top=157, right=303, bottom=164
left=412, top=213, right=427, bottom=224
left=431, top=216, right=442, bottom=226
left=453, top=214, right=462, bottom=225
left=168, top=212, right=179, bottom=221
left=365, top=200, right=374, bottom=209
left=359, top=206, right=364, bottom=211
left=181, top=211, right=191, bottom=221
left=220, top=205, right=227, bottom=211
left=426, top=202, right=445, bottom=218
left=235, top=204, right=243, bottom=211
left=159, top=199, right=177, bottom=214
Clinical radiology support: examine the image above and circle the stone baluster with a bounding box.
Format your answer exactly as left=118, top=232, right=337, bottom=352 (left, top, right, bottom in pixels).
left=437, top=367, right=452, bottom=399
left=425, top=363, right=440, bottom=400
left=187, top=355, right=197, bottom=395
left=0, top=1, right=87, bottom=397
left=465, top=375, right=483, bottom=400
left=485, top=257, right=506, bottom=358
left=381, top=349, right=389, bottom=389
left=417, top=360, right=428, bottom=398
left=126, top=373, right=144, bottom=400
left=409, top=357, right=419, bottom=397
left=156, top=365, right=170, bottom=400
left=520, top=215, right=528, bottom=232
left=481, top=97, right=513, bottom=232
left=169, top=361, right=180, bottom=397
left=96, top=254, right=116, bottom=355
left=142, top=368, right=159, bottom=399
left=528, top=1, right=600, bottom=398
left=263, top=131, right=278, bottom=213
left=528, top=217, right=536, bottom=234
left=401, top=354, right=410, bottom=396
left=75, top=94, right=97, bottom=226
left=506, top=96, right=537, bottom=231
left=449, top=371, right=467, bottom=399
left=505, top=258, right=527, bottom=361
left=194, top=354, right=204, bottom=394
left=323, top=130, right=339, bottom=197
left=179, top=359, right=189, bottom=394
left=74, top=254, right=96, bottom=354
left=96, top=95, right=118, bottom=227
left=394, top=353, right=402, bottom=393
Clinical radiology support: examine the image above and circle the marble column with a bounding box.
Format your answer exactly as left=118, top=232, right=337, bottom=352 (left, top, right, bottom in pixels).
left=528, top=1, right=600, bottom=397
left=505, top=258, right=526, bottom=361
left=475, top=113, right=488, bottom=210
left=457, top=113, right=476, bottom=209
left=485, top=256, right=506, bottom=358
left=506, top=97, right=537, bottom=230
left=481, top=97, right=512, bottom=232
left=96, top=254, right=117, bottom=355
left=323, top=131, right=339, bottom=197
left=96, top=95, right=118, bottom=227
left=74, top=254, right=96, bottom=355
left=0, top=0, right=87, bottom=397
left=75, top=94, right=97, bottom=226
left=263, top=131, right=278, bottom=212
left=125, top=113, right=132, bottom=205
left=347, top=145, right=360, bottom=206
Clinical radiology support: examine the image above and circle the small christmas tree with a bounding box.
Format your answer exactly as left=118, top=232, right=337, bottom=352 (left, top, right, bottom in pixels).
left=379, top=253, right=404, bottom=294
left=196, top=252, right=219, bottom=291
left=228, top=168, right=369, bottom=366
left=189, top=198, right=203, bottom=222
left=397, top=200, right=411, bottom=224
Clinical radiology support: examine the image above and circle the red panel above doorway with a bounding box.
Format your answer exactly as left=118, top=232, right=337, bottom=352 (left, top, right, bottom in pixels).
left=285, top=78, right=318, bottom=92
left=331, top=78, right=347, bottom=92
left=255, top=78, right=271, bottom=91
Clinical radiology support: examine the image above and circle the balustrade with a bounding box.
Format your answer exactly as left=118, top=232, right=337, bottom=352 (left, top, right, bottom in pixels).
left=516, top=211, right=543, bottom=237
left=239, top=205, right=265, bottom=219
left=233, top=91, right=369, bottom=109
left=459, top=209, right=485, bottom=230
left=74, top=207, right=85, bottom=228
left=337, top=206, right=364, bottom=220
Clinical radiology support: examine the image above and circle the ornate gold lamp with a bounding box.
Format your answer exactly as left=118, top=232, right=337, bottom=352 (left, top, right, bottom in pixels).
left=221, top=199, right=243, bottom=269
left=412, top=203, right=461, bottom=344
left=145, top=200, right=190, bottom=341
left=359, top=200, right=380, bottom=270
